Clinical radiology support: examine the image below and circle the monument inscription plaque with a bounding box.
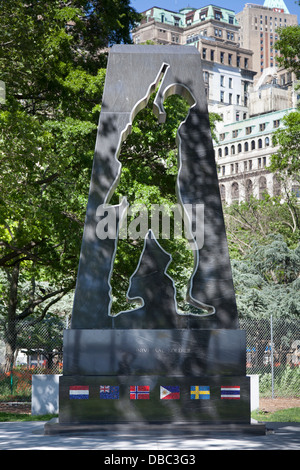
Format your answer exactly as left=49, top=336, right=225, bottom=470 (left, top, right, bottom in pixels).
left=48, top=45, right=265, bottom=433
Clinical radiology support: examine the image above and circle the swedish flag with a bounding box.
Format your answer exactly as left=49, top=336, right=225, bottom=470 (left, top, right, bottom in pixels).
left=190, top=385, right=210, bottom=399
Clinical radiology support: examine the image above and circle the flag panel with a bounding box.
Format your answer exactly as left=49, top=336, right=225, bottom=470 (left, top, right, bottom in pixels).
left=160, top=386, right=180, bottom=400
left=190, top=385, right=210, bottom=399
left=69, top=385, right=89, bottom=399
left=221, top=386, right=240, bottom=399
left=99, top=385, right=119, bottom=399
left=130, top=385, right=150, bottom=399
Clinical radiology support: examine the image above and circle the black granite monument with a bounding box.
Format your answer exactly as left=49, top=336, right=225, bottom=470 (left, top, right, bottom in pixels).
left=46, top=45, right=265, bottom=434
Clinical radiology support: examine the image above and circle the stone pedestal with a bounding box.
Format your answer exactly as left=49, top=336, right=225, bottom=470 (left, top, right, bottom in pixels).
left=53, top=328, right=259, bottom=428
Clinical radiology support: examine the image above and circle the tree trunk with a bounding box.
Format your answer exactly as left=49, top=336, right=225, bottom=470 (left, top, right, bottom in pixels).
left=4, top=263, right=19, bottom=373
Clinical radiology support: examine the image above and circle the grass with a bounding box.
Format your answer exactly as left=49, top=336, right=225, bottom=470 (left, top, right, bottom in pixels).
left=252, top=407, right=300, bottom=423
left=0, top=413, right=58, bottom=423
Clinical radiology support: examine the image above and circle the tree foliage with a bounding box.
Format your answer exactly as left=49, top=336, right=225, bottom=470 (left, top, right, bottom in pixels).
left=232, top=235, right=300, bottom=319
left=269, top=110, right=300, bottom=183
left=224, top=196, right=299, bottom=258
left=275, top=24, right=300, bottom=79
left=0, top=0, right=139, bottom=369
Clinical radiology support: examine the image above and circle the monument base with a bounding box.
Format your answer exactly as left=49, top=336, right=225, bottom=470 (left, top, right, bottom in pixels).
left=44, top=417, right=266, bottom=436
left=58, top=375, right=251, bottom=425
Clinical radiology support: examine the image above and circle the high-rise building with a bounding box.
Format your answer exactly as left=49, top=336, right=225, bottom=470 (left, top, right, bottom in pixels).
left=132, top=5, right=256, bottom=112
left=132, top=3, right=299, bottom=204
left=236, top=1, right=298, bottom=80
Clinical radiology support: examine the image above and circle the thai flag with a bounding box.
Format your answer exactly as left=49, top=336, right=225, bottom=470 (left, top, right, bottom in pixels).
left=130, top=385, right=150, bottom=399
left=69, top=385, right=89, bottom=399
left=160, top=386, right=180, bottom=399
left=221, top=386, right=240, bottom=399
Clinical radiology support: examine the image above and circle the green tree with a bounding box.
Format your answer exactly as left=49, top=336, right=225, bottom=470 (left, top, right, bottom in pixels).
left=0, top=0, right=139, bottom=370
left=232, top=235, right=300, bottom=319
left=224, top=196, right=300, bottom=259
left=269, top=111, right=300, bottom=181
left=275, top=23, right=300, bottom=79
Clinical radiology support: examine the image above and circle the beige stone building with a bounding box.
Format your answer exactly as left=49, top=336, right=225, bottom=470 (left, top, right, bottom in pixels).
left=132, top=5, right=256, bottom=110
left=236, top=1, right=298, bottom=80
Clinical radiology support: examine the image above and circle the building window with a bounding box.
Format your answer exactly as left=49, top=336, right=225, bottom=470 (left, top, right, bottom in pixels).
left=259, top=123, right=266, bottom=131
left=232, top=130, right=238, bottom=138
left=231, top=145, right=235, bottom=155
left=245, top=179, right=253, bottom=201
left=228, top=54, right=232, bottom=65
left=244, top=58, right=248, bottom=68
left=202, top=48, right=207, bottom=59
left=229, top=93, right=232, bottom=104
left=273, top=119, right=280, bottom=128
left=228, top=16, right=234, bottom=24
left=265, top=137, right=270, bottom=146
left=231, top=182, right=239, bottom=201
left=224, top=146, right=228, bottom=155
left=246, top=126, right=252, bottom=135
left=220, top=52, right=224, bottom=63
left=258, top=157, right=261, bottom=168
left=210, top=50, right=214, bottom=61
left=220, top=184, right=226, bottom=200
left=258, top=138, right=263, bottom=148
left=229, top=77, right=233, bottom=88
left=251, top=140, right=255, bottom=150
left=244, top=142, right=249, bottom=152
left=220, top=91, right=224, bottom=102
left=220, top=75, right=224, bottom=86
left=249, top=160, right=252, bottom=170
left=237, top=56, right=241, bottom=67
left=259, top=176, right=267, bottom=200
left=292, top=185, right=300, bottom=198
left=218, top=148, right=222, bottom=158
left=238, top=143, right=242, bottom=153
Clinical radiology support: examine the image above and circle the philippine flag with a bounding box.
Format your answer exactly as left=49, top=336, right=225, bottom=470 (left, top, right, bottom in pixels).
left=69, top=385, right=89, bottom=399
left=160, top=386, right=180, bottom=399
left=221, top=386, right=240, bottom=399
left=130, top=385, right=150, bottom=399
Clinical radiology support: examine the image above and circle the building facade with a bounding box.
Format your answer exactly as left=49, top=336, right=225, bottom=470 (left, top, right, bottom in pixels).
left=132, top=3, right=299, bottom=204
left=132, top=5, right=256, bottom=110
left=236, top=1, right=298, bottom=80
left=214, top=101, right=297, bottom=204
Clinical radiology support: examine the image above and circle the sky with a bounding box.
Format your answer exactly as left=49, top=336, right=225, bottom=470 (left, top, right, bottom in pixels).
left=130, top=0, right=300, bottom=21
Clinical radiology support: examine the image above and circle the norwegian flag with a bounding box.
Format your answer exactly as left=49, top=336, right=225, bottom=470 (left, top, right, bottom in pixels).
left=130, top=385, right=150, bottom=399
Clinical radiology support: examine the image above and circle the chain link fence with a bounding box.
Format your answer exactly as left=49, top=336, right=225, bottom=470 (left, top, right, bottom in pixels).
left=0, top=316, right=299, bottom=401
left=240, top=316, right=300, bottom=398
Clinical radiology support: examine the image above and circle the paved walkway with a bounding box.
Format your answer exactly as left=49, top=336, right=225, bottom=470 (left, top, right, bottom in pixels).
left=0, top=421, right=299, bottom=450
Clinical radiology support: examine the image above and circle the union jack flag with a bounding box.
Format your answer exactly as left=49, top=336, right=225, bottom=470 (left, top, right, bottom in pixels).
left=99, top=385, right=119, bottom=400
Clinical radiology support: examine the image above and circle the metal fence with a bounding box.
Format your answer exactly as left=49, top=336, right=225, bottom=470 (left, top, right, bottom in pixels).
left=0, top=316, right=299, bottom=400
left=240, top=316, right=300, bottom=398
